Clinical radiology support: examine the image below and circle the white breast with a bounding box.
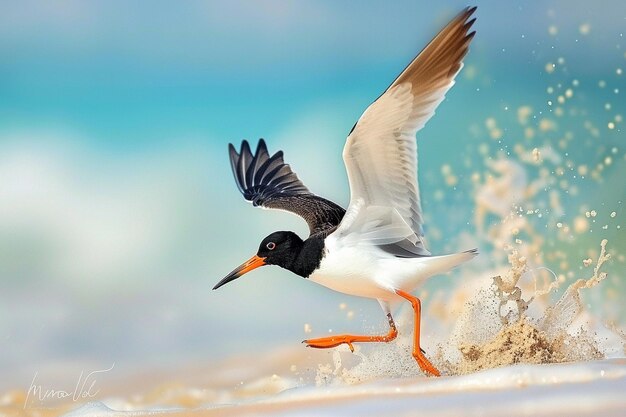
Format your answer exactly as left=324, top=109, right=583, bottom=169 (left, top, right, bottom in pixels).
left=309, top=236, right=477, bottom=302
left=309, top=236, right=397, bottom=300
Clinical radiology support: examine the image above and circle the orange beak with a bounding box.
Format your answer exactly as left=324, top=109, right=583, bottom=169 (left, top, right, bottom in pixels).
left=213, top=255, right=266, bottom=290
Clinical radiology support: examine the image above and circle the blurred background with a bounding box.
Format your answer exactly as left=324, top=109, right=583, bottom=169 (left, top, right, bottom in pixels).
left=1, top=0, right=624, bottom=391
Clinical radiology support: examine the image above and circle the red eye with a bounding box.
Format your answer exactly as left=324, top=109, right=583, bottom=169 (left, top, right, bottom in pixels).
left=266, top=242, right=276, bottom=250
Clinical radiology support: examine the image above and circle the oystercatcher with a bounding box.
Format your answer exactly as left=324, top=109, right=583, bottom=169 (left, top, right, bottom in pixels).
left=213, top=7, right=478, bottom=377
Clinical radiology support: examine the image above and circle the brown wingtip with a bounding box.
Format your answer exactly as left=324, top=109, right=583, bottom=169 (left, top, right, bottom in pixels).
left=464, top=18, right=477, bottom=32
left=460, top=6, right=478, bottom=20
left=391, top=4, right=478, bottom=91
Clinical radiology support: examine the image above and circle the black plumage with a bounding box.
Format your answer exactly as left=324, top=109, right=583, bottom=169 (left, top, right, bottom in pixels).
left=228, top=139, right=345, bottom=236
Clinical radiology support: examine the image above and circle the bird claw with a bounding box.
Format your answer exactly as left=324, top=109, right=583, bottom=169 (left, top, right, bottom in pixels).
left=413, top=352, right=441, bottom=377
left=303, top=336, right=356, bottom=351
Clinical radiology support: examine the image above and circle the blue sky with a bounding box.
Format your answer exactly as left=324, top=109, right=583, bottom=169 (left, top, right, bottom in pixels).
left=2, top=0, right=624, bottom=147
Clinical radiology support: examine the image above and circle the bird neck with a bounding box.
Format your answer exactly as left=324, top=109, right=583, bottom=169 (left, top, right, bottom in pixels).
left=286, top=235, right=325, bottom=278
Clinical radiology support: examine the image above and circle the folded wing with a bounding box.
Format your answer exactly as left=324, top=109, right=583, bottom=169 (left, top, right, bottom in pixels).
left=337, top=7, right=477, bottom=256
left=229, top=139, right=345, bottom=236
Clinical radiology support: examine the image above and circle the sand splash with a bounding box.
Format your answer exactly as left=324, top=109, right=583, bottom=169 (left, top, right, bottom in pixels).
left=451, top=239, right=610, bottom=374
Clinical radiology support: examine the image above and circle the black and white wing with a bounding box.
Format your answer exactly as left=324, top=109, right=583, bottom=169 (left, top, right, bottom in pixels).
left=336, top=7, right=477, bottom=257
left=229, top=139, right=345, bottom=236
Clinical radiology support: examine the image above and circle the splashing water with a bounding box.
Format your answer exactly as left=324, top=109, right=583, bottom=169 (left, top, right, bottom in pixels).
left=315, top=239, right=616, bottom=384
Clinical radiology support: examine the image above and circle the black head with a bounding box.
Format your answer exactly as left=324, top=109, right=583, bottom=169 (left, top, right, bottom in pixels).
left=213, top=231, right=303, bottom=290
left=256, top=231, right=303, bottom=265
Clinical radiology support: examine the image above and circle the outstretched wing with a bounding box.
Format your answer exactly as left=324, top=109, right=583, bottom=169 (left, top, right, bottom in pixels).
left=228, top=139, right=345, bottom=236
left=337, top=7, right=477, bottom=256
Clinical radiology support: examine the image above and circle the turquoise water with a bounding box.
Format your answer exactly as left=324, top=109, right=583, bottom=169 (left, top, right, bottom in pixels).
left=0, top=0, right=624, bottom=392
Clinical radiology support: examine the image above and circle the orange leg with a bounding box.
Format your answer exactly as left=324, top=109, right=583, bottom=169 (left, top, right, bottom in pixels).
left=395, top=289, right=441, bottom=377
left=304, top=313, right=397, bottom=352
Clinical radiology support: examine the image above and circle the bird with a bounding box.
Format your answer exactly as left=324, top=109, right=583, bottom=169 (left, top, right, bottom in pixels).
left=213, top=7, right=478, bottom=377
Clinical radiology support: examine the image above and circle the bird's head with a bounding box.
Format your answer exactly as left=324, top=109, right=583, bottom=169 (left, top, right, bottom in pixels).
left=213, top=231, right=303, bottom=290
